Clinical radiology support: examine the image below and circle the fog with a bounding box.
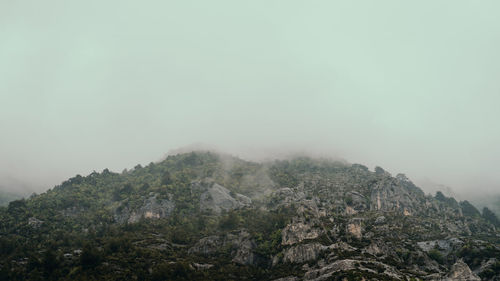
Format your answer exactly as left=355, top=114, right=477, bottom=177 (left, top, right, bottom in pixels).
left=1, top=1, right=500, bottom=200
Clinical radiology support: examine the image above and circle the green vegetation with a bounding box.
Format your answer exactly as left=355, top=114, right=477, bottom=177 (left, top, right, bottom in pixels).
left=427, top=249, right=444, bottom=264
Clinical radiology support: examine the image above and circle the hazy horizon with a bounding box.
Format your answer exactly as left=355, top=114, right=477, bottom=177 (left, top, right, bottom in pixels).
left=1, top=1, right=500, bottom=198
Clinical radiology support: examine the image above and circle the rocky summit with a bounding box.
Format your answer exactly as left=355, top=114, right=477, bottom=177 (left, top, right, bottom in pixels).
left=1, top=152, right=499, bottom=280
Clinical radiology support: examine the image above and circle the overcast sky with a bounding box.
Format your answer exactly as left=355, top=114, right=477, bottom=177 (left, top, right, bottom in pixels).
left=1, top=1, right=500, bottom=195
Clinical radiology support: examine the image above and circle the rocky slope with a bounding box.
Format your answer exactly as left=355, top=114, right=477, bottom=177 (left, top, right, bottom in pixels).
left=0, top=151, right=499, bottom=280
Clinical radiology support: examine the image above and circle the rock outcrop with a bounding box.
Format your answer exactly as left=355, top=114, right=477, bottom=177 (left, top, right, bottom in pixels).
left=282, top=243, right=324, bottom=264
left=114, top=194, right=175, bottom=224
left=193, top=181, right=252, bottom=213
left=303, top=259, right=402, bottom=281
left=281, top=221, right=322, bottom=246
left=346, top=218, right=363, bottom=239
left=188, top=229, right=258, bottom=265
left=441, top=260, right=480, bottom=281
left=417, top=238, right=464, bottom=255
left=370, top=177, right=423, bottom=214
left=28, top=217, right=43, bottom=228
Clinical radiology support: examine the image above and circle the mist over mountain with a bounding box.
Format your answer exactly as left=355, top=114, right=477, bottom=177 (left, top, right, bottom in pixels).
left=0, top=191, right=22, bottom=207
left=2, top=1, right=500, bottom=200
left=2, top=0, right=500, bottom=280
left=0, top=175, right=39, bottom=206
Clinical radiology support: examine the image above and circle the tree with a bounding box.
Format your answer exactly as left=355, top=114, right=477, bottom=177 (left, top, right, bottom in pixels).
left=113, top=183, right=134, bottom=201
left=151, top=261, right=193, bottom=281
left=42, top=248, right=59, bottom=275
left=428, top=249, right=444, bottom=264
left=80, top=245, right=101, bottom=269
left=345, top=195, right=354, bottom=206
left=219, top=211, right=240, bottom=230
left=161, top=171, right=172, bottom=186
left=7, top=199, right=27, bottom=217
left=374, top=166, right=387, bottom=175
left=140, top=182, right=150, bottom=191
left=435, top=191, right=446, bottom=202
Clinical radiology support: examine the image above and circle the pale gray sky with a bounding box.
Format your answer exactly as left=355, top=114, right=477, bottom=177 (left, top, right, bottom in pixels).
left=1, top=1, right=500, bottom=195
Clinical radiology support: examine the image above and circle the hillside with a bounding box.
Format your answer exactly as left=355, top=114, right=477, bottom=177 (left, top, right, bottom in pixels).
left=1, top=151, right=499, bottom=280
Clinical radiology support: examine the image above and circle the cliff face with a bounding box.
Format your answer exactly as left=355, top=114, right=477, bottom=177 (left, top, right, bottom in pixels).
left=1, top=152, right=499, bottom=280
left=114, top=194, right=175, bottom=224
left=195, top=181, right=252, bottom=214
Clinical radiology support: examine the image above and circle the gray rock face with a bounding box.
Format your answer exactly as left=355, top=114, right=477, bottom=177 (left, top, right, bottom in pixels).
left=345, top=191, right=369, bottom=213
left=441, top=260, right=480, bottom=281
left=327, top=242, right=357, bottom=252
left=192, top=262, right=214, bottom=270
left=271, top=188, right=306, bottom=206
left=235, top=193, right=252, bottom=205
left=272, top=277, right=299, bottom=281
left=417, top=238, right=464, bottom=255
left=188, top=235, right=221, bottom=255
left=28, top=217, right=43, bottom=228
left=346, top=218, right=363, bottom=239
left=232, top=237, right=257, bottom=265
left=363, top=241, right=389, bottom=256
left=303, top=260, right=353, bottom=281
left=375, top=215, right=386, bottom=224
left=370, top=177, right=423, bottom=214
left=283, top=243, right=325, bottom=264
left=188, top=230, right=258, bottom=265
left=281, top=221, right=322, bottom=246
left=303, top=259, right=402, bottom=281
left=114, top=195, right=175, bottom=224
left=195, top=182, right=251, bottom=214
left=473, top=258, right=498, bottom=279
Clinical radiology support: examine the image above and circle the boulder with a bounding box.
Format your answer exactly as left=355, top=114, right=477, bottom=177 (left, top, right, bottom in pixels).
left=196, top=182, right=251, bottom=213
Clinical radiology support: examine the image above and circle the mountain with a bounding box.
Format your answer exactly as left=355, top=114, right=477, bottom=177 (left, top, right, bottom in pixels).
left=1, top=151, right=499, bottom=280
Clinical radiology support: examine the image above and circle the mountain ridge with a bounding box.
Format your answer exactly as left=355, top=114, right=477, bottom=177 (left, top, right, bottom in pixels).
left=1, top=151, right=499, bottom=280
